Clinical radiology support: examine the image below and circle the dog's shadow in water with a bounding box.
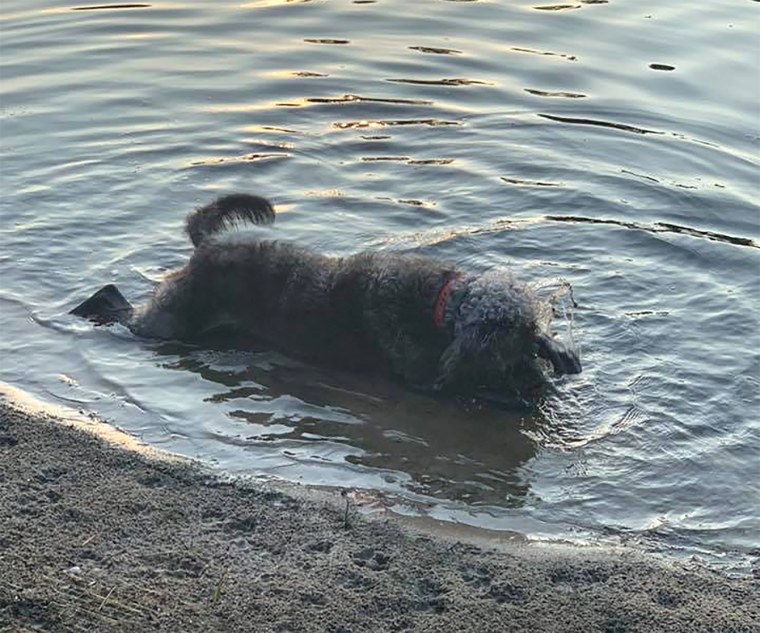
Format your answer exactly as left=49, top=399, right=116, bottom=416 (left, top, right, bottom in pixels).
left=153, top=335, right=548, bottom=508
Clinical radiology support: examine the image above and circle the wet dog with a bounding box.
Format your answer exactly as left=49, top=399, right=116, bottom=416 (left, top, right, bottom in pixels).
left=71, top=194, right=581, bottom=399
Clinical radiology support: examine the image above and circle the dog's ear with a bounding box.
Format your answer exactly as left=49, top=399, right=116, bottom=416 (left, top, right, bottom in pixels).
left=70, top=284, right=133, bottom=326
left=436, top=325, right=488, bottom=388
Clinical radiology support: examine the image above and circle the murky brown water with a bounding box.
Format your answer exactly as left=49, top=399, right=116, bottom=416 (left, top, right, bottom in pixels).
left=1, top=0, right=758, bottom=574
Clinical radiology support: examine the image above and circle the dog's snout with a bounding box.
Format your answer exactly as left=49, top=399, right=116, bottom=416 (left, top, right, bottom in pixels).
left=535, top=333, right=582, bottom=375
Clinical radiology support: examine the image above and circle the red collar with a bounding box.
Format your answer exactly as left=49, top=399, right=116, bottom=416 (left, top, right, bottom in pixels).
left=433, top=276, right=458, bottom=330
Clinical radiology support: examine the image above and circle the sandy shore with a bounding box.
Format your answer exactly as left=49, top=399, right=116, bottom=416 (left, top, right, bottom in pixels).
left=0, top=398, right=757, bottom=633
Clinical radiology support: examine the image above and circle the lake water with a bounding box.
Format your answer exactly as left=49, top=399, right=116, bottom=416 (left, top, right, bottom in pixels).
left=1, top=0, right=758, bottom=574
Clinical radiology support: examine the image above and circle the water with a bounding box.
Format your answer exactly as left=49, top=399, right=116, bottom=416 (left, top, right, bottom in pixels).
left=1, top=0, right=758, bottom=574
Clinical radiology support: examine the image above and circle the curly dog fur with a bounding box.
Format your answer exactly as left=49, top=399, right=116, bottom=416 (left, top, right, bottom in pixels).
left=71, top=194, right=581, bottom=398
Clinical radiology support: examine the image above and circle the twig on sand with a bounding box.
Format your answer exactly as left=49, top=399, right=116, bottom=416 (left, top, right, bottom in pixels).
left=211, top=568, right=228, bottom=605
left=98, top=586, right=116, bottom=612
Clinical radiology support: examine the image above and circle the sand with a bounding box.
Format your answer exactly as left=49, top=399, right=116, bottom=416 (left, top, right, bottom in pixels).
left=0, top=398, right=757, bottom=633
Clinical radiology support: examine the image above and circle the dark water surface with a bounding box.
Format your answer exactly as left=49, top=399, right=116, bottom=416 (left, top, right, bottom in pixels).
left=2, top=0, right=758, bottom=573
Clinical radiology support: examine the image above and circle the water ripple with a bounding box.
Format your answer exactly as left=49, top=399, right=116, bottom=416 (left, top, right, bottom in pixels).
left=306, top=94, right=433, bottom=106
left=333, top=118, right=461, bottom=129
left=387, top=78, right=491, bottom=87
left=408, top=46, right=462, bottom=55
left=546, top=215, right=758, bottom=249
left=2, top=0, right=758, bottom=574
left=525, top=88, right=586, bottom=99
left=72, top=3, right=151, bottom=10
left=539, top=114, right=662, bottom=135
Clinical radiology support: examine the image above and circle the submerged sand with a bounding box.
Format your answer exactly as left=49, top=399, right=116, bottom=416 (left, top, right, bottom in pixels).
left=0, top=399, right=757, bottom=632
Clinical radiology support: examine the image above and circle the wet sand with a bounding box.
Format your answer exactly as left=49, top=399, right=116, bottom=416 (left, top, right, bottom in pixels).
left=1, top=399, right=757, bottom=633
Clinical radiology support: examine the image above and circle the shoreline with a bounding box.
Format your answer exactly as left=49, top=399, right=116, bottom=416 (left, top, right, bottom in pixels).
left=0, top=394, right=757, bottom=632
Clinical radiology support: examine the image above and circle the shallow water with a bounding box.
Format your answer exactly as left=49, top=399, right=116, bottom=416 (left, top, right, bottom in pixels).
left=1, top=0, right=758, bottom=573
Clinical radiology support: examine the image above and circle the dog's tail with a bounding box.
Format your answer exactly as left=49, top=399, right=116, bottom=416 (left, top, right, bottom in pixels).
left=186, top=193, right=275, bottom=247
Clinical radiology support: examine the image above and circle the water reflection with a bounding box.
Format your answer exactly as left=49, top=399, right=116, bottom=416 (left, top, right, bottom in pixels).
left=155, top=342, right=542, bottom=507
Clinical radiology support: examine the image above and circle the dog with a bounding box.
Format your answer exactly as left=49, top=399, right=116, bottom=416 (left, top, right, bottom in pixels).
left=71, top=194, right=581, bottom=400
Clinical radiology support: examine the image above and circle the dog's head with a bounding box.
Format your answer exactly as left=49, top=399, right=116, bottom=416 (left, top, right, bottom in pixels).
left=437, top=270, right=580, bottom=394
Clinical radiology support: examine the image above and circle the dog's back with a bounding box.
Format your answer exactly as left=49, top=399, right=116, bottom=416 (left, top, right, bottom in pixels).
left=72, top=193, right=581, bottom=396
